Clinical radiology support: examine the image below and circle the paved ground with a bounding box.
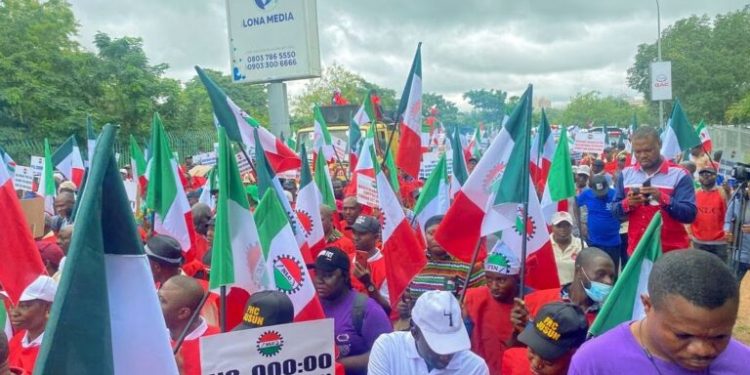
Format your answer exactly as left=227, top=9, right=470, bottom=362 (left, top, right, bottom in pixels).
left=735, top=274, right=750, bottom=345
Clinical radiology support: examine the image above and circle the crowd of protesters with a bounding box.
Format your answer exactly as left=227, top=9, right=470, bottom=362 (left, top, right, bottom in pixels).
left=5, top=125, right=750, bottom=375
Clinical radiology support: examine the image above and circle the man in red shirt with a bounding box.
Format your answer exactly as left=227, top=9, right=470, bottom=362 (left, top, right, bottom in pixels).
left=9, top=276, right=57, bottom=375
left=160, top=275, right=219, bottom=375
left=510, top=247, right=614, bottom=334
left=689, top=165, right=728, bottom=261
left=321, top=205, right=356, bottom=257
left=349, top=216, right=390, bottom=314
left=464, top=242, right=520, bottom=375
left=340, top=197, right=362, bottom=240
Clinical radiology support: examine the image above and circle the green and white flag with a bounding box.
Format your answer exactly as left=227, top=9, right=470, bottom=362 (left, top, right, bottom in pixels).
left=210, top=127, right=264, bottom=293
left=313, top=105, right=335, bottom=161
left=661, top=99, right=702, bottom=159
left=541, top=128, right=576, bottom=222
left=36, top=139, right=56, bottom=214
left=35, top=124, right=179, bottom=374
left=146, top=113, right=195, bottom=252
left=314, top=146, right=336, bottom=209
left=255, top=189, right=324, bottom=321
left=589, top=212, right=663, bottom=337
left=413, top=153, right=449, bottom=234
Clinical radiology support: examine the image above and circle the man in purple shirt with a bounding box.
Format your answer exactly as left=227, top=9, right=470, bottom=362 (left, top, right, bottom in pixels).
left=569, top=250, right=750, bottom=374
left=314, top=246, right=392, bottom=375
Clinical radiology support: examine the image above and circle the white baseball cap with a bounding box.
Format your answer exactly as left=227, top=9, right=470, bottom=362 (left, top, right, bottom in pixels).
left=576, top=165, right=591, bottom=176
left=411, top=290, right=470, bottom=355
left=551, top=211, right=574, bottom=226
left=20, top=275, right=58, bottom=302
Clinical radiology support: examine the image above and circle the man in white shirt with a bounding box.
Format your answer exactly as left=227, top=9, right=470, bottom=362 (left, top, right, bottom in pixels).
left=550, top=211, right=586, bottom=285
left=368, top=290, right=489, bottom=374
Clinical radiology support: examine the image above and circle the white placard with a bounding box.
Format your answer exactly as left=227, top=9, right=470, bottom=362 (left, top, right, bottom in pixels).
left=573, top=132, right=607, bottom=154
left=651, top=61, right=673, bottom=101
left=227, top=0, right=321, bottom=84
left=201, top=319, right=335, bottom=375
left=235, top=151, right=252, bottom=175
left=30, top=156, right=44, bottom=176
left=13, top=166, right=34, bottom=191
left=332, top=136, right=348, bottom=161
left=419, top=152, right=454, bottom=180
left=193, top=151, right=217, bottom=166
left=356, top=174, right=378, bottom=208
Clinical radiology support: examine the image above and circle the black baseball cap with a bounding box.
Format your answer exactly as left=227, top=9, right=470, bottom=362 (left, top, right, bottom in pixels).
left=145, top=235, right=183, bottom=266
left=590, top=175, right=609, bottom=197
left=236, top=290, right=294, bottom=329
left=518, top=302, right=588, bottom=361
left=314, top=247, right=350, bottom=273
left=347, top=215, right=380, bottom=234
left=592, top=159, right=605, bottom=167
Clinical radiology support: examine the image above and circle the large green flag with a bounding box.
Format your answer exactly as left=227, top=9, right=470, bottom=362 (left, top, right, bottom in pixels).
left=210, top=127, right=263, bottom=292
left=314, top=145, right=336, bottom=209
left=35, top=124, right=178, bottom=374
left=589, top=213, right=663, bottom=337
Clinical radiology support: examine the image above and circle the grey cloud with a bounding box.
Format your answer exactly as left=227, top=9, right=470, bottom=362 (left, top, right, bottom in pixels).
left=67, top=0, right=749, bottom=108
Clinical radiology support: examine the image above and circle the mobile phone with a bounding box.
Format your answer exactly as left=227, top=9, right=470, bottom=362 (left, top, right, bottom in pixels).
left=642, top=179, right=652, bottom=198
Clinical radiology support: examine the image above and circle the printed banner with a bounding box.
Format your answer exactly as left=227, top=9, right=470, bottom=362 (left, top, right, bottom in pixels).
left=201, top=319, right=335, bottom=375
left=573, top=132, right=606, bottom=154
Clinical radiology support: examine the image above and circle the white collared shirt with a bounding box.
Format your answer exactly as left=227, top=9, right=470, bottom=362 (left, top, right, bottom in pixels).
left=368, top=331, right=489, bottom=375
left=22, top=331, right=44, bottom=348
left=183, top=318, right=209, bottom=341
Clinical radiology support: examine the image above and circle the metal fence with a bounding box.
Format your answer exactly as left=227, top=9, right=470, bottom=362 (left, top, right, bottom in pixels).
left=2, top=129, right=218, bottom=168
left=707, top=125, right=750, bottom=163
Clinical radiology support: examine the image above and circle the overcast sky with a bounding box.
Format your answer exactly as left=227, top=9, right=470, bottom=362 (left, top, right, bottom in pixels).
left=68, top=0, right=748, bottom=109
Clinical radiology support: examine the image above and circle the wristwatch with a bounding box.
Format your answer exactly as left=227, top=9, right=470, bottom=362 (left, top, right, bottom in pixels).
left=366, top=283, right=377, bottom=293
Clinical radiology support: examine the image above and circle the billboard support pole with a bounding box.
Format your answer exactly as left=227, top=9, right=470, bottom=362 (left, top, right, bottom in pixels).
left=268, top=81, right=291, bottom=138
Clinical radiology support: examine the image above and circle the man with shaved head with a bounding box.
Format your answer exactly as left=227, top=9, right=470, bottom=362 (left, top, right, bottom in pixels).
left=340, top=197, right=362, bottom=240
left=53, top=190, right=75, bottom=225
left=321, top=205, right=355, bottom=256
left=190, top=203, right=213, bottom=264
left=53, top=225, right=73, bottom=282
left=159, top=275, right=219, bottom=375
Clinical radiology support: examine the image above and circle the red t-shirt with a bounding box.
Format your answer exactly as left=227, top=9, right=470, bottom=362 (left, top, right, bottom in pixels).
left=327, top=235, right=356, bottom=256
left=691, top=189, right=727, bottom=242
left=350, top=251, right=387, bottom=294
left=501, top=347, right=532, bottom=375
left=464, top=287, right=514, bottom=375
left=8, top=331, right=40, bottom=375
left=174, top=322, right=221, bottom=375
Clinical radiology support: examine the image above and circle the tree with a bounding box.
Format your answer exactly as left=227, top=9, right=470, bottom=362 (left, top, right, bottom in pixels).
left=462, top=89, right=507, bottom=128
left=290, top=63, right=397, bottom=129
left=0, top=0, right=96, bottom=140
left=90, top=33, right=183, bottom=139
left=173, top=69, right=268, bottom=134
left=422, top=92, right=459, bottom=127
left=553, top=91, right=652, bottom=127
left=627, top=7, right=750, bottom=123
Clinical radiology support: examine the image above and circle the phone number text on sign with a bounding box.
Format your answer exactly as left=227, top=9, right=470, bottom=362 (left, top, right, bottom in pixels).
left=246, top=50, right=298, bottom=71
left=201, top=319, right=335, bottom=375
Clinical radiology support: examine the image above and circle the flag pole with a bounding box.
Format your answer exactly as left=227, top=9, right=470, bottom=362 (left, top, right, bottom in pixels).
left=519, top=84, right=533, bottom=299
left=173, top=289, right=211, bottom=354
left=219, top=285, right=227, bottom=332
left=237, top=142, right=259, bottom=179
left=331, top=146, right=350, bottom=185
left=459, top=237, right=483, bottom=304
left=380, top=113, right=402, bottom=171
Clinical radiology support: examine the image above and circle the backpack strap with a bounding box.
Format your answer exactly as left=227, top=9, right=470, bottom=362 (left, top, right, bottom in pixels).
left=352, top=292, right=368, bottom=337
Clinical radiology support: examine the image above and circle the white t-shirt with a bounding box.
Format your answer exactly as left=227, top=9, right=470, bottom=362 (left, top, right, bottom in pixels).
left=368, top=331, right=489, bottom=375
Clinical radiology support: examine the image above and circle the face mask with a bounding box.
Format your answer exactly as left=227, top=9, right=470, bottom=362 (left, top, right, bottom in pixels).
left=581, top=269, right=612, bottom=303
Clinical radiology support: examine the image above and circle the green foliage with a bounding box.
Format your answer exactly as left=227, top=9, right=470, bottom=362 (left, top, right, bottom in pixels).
left=463, top=89, right=507, bottom=127
left=290, top=63, right=396, bottom=128
left=174, top=69, right=268, bottom=134
left=422, top=92, right=459, bottom=127
left=552, top=91, right=652, bottom=127
left=627, top=6, right=750, bottom=123
left=726, top=92, right=750, bottom=123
